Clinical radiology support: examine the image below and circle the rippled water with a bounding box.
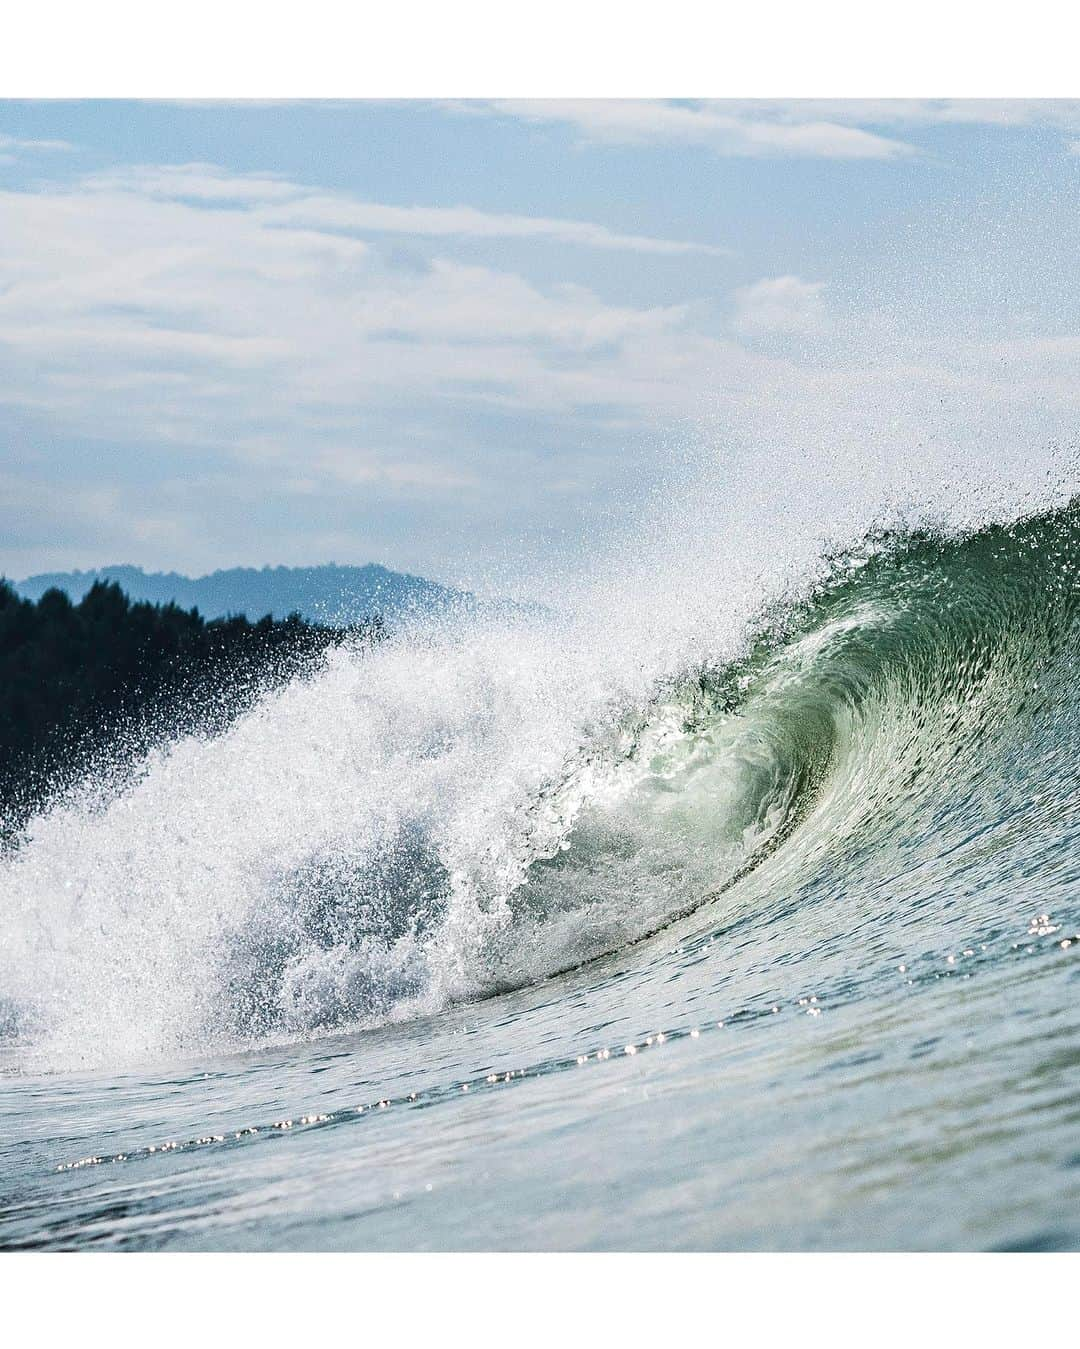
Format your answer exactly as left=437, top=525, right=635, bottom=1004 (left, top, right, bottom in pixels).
left=3, top=505, right=1080, bottom=1249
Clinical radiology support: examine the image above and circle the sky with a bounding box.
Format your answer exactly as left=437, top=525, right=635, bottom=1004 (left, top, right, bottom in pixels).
left=2, top=99, right=1080, bottom=593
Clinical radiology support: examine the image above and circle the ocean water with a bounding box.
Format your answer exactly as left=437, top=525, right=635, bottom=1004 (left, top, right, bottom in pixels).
left=2, top=496, right=1080, bottom=1250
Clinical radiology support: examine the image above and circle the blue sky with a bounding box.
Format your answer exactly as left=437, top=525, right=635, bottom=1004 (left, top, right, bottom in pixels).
left=2, top=99, right=1080, bottom=592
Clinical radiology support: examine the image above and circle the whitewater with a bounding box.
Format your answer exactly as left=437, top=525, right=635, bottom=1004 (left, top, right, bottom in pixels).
left=2, top=449, right=1080, bottom=1250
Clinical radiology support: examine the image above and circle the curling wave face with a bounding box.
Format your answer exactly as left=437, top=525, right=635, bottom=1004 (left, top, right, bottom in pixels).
left=4, top=502, right=1080, bottom=1077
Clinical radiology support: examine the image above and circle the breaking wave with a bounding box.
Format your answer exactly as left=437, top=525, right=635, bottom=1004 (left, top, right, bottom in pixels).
left=4, top=489, right=1080, bottom=1072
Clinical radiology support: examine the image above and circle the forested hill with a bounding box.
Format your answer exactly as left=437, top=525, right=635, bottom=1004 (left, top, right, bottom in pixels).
left=0, top=578, right=371, bottom=835
left=15, top=562, right=477, bottom=626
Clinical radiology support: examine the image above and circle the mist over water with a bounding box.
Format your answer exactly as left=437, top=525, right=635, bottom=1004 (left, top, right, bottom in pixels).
left=3, top=425, right=1080, bottom=1250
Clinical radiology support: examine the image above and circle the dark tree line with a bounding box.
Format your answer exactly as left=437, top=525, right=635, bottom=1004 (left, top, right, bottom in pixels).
left=0, top=578, right=377, bottom=835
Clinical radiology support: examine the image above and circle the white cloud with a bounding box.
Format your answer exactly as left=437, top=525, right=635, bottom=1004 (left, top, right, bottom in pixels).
left=479, top=100, right=915, bottom=159
left=732, top=276, right=828, bottom=336
left=83, top=163, right=729, bottom=255
left=0, top=132, right=75, bottom=154
left=471, top=99, right=1080, bottom=158
left=87, top=163, right=303, bottom=202
left=266, top=196, right=727, bottom=256
left=710, top=100, right=1080, bottom=131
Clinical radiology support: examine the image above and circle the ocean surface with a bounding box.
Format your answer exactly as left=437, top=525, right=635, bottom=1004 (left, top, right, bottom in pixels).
left=2, top=500, right=1080, bottom=1250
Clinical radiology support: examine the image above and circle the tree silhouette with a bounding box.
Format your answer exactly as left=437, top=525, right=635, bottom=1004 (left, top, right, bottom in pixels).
left=0, top=578, right=378, bottom=840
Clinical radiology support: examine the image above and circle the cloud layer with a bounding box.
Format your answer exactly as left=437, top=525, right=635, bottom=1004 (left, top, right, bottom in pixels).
left=2, top=132, right=1078, bottom=581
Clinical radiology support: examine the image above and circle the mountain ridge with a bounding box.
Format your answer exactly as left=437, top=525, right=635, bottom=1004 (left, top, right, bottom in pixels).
left=13, top=562, right=487, bottom=625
